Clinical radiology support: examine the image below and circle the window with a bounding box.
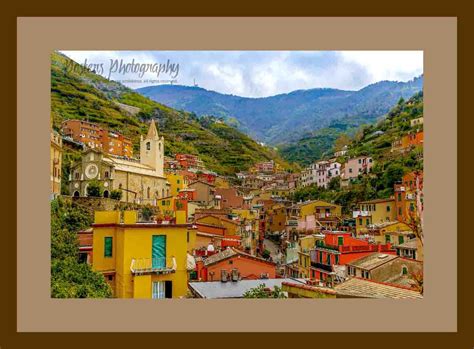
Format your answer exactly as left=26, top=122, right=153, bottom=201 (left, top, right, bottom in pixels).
left=402, top=266, right=408, bottom=275
left=146, top=142, right=151, bottom=151
left=337, top=236, right=344, bottom=246
left=385, top=234, right=391, bottom=243
left=104, top=237, right=113, bottom=257
left=398, top=207, right=402, bottom=216
left=152, top=281, right=172, bottom=299
left=398, top=235, right=405, bottom=245
left=335, top=255, right=339, bottom=265
left=366, top=218, right=370, bottom=225
left=326, top=253, right=331, bottom=265
left=386, top=205, right=391, bottom=212
left=105, top=171, right=109, bottom=178
left=152, top=235, right=166, bottom=269
left=359, top=218, right=362, bottom=225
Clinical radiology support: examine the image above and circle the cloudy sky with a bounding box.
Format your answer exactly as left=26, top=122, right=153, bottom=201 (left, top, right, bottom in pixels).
left=61, top=51, right=423, bottom=98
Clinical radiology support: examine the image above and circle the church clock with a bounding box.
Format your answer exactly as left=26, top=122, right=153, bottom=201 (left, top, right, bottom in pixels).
left=85, top=163, right=99, bottom=179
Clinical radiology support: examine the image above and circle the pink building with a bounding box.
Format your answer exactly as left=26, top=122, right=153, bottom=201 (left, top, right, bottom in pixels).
left=343, top=156, right=373, bottom=180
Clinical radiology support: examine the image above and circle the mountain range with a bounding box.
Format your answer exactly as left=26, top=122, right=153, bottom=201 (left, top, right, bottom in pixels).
left=51, top=52, right=292, bottom=177
left=136, top=76, right=423, bottom=145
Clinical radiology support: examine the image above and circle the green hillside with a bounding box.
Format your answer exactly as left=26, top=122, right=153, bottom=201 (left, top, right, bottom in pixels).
left=51, top=52, right=292, bottom=178
left=291, top=92, right=424, bottom=212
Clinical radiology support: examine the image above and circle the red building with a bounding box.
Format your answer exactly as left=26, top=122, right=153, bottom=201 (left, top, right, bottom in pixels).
left=196, top=247, right=276, bottom=281
left=62, top=119, right=133, bottom=157
left=309, top=231, right=394, bottom=284
left=175, top=154, right=204, bottom=170
left=77, top=228, right=93, bottom=264
left=215, top=187, right=244, bottom=209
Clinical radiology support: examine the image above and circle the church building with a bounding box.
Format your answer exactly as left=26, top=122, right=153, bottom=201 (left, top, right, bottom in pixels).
left=69, top=120, right=170, bottom=204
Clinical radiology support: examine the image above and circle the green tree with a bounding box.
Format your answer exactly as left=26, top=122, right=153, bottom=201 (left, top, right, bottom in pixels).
left=110, top=189, right=123, bottom=201
left=86, top=180, right=103, bottom=197
left=243, top=284, right=287, bottom=299
left=50, top=198, right=112, bottom=298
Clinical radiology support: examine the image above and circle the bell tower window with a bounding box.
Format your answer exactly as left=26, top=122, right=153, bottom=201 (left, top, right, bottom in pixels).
left=146, top=142, right=151, bottom=151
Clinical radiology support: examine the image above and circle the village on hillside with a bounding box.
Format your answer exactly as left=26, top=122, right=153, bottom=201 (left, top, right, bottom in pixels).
left=50, top=109, right=424, bottom=299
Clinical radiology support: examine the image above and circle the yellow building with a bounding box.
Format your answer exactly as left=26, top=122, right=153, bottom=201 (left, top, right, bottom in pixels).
left=354, top=198, right=397, bottom=234
left=266, top=204, right=287, bottom=233
left=297, top=251, right=311, bottom=278
left=289, top=200, right=342, bottom=219
left=362, top=221, right=413, bottom=245
left=166, top=172, right=187, bottom=197
left=50, top=128, right=63, bottom=197
left=92, top=210, right=193, bottom=299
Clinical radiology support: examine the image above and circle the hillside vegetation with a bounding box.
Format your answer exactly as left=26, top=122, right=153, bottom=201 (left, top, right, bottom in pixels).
left=137, top=77, right=423, bottom=144
left=51, top=52, right=292, bottom=177
left=291, top=92, right=424, bottom=212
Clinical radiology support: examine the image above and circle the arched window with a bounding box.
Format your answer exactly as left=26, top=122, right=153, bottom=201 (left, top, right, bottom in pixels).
left=73, top=191, right=80, bottom=197
left=103, top=190, right=109, bottom=198
left=119, top=183, right=122, bottom=189
left=105, top=171, right=109, bottom=178
left=146, top=142, right=151, bottom=151
left=147, top=187, right=151, bottom=199
left=162, top=188, right=165, bottom=198
left=402, top=266, right=408, bottom=275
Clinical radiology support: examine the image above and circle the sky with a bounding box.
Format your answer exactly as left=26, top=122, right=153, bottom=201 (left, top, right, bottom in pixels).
left=61, top=51, right=423, bottom=98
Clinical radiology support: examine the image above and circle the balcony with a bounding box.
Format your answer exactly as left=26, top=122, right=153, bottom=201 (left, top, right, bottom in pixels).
left=130, top=257, right=177, bottom=275
left=311, top=262, right=333, bottom=273
left=353, top=210, right=371, bottom=218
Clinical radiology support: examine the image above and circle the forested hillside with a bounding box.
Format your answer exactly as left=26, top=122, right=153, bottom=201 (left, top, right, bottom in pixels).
left=291, top=92, right=424, bottom=212
left=51, top=52, right=292, bottom=177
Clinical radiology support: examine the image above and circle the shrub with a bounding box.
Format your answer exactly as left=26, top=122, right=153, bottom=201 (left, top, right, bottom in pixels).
left=86, top=180, right=103, bottom=197
left=110, top=189, right=122, bottom=201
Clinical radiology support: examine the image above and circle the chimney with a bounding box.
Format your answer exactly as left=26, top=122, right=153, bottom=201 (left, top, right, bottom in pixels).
left=231, top=268, right=239, bottom=282
left=221, top=269, right=228, bottom=282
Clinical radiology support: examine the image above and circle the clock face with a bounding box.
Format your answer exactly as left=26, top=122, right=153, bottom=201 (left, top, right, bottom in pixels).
left=74, top=183, right=79, bottom=189
left=85, top=163, right=99, bottom=179
left=104, top=182, right=109, bottom=188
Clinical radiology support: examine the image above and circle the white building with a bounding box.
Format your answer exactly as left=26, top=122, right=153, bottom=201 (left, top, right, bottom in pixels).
left=301, top=160, right=341, bottom=188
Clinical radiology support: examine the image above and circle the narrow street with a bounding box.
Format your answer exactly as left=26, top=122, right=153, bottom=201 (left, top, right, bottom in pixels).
left=263, top=238, right=281, bottom=263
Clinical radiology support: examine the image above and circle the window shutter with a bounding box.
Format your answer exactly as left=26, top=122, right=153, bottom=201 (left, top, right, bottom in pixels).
left=104, top=237, right=113, bottom=257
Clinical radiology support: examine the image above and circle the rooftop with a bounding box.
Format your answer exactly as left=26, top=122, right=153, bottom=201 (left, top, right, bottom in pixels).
left=347, top=253, right=398, bottom=271
left=203, top=247, right=274, bottom=267
left=188, top=278, right=306, bottom=299
left=395, top=238, right=419, bottom=250
left=334, top=277, right=422, bottom=299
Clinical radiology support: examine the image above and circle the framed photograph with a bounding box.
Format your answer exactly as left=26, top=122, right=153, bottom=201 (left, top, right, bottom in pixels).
left=5, top=13, right=465, bottom=345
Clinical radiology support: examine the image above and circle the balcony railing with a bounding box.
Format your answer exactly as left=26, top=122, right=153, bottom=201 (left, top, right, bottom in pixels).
left=130, top=257, right=177, bottom=275
left=311, top=262, right=333, bottom=273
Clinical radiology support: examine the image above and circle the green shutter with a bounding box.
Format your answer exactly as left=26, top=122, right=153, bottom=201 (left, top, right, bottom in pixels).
left=152, top=235, right=166, bottom=268
left=398, top=235, right=404, bottom=245
left=104, top=237, right=113, bottom=257
left=338, top=236, right=344, bottom=246
left=385, top=234, right=391, bottom=243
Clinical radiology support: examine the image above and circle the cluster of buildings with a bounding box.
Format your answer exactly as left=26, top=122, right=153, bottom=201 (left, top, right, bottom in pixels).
left=50, top=117, right=424, bottom=300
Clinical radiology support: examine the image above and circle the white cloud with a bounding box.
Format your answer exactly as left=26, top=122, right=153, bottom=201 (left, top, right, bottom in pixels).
left=60, top=50, right=423, bottom=98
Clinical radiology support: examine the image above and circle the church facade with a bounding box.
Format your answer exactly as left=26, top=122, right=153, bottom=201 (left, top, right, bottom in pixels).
left=69, top=120, right=170, bottom=205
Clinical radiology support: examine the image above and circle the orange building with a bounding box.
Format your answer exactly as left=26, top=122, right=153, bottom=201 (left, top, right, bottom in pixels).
left=196, top=247, right=276, bottom=281
left=62, top=119, right=133, bottom=157
left=394, top=171, right=424, bottom=223
left=402, top=131, right=424, bottom=148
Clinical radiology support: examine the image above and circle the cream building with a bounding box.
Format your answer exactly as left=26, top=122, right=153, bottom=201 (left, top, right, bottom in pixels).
left=50, top=128, right=63, bottom=198
left=69, top=120, right=169, bottom=204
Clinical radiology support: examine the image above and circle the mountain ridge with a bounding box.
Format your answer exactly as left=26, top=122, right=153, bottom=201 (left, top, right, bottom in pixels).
left=136, top=76, right=423, bottom=144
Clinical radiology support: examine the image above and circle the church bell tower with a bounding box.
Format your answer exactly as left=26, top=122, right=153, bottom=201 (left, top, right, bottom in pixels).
left=140, top=119, right=164, bottom=177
